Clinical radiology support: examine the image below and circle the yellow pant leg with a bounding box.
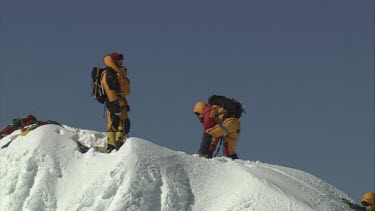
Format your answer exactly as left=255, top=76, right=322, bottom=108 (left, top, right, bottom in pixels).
left=115, top=131, right=125, bottom=150
left=223, top=118, right=240, bottom=135
left=222, top=118, right=240, bottom=154
left=106, top=132, right=116, bottom=148
left=214, top=118, right=240, bottom=158
left=207, top=118, right=240, bottom=138
left=206, top=124, right=227, bottom=138
left=209, top=136, right=221, bottom=152
left=225, top=137, right=238, bottom=155
left=210, top=136, right=220, bottom=146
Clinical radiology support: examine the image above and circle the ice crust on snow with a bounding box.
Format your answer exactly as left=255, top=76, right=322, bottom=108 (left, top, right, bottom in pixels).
left=0, top=124, right=353, bottom=211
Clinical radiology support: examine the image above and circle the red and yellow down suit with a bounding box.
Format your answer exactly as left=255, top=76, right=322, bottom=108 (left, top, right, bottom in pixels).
left=101, top=54, right=130, bottom=150
left=194, top=102, right=240, bottom=159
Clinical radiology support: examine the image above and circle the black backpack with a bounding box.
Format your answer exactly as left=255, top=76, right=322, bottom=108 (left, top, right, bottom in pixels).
left=91, top=66, right=107, bottom=104
left=208, top=95, right=245, bottom=119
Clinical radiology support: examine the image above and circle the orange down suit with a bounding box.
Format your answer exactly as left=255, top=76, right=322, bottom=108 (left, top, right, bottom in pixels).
left=101, top=55, right=130, bottom=132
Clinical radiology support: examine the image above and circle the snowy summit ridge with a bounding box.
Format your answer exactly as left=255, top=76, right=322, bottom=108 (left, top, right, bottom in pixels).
left=0, top=124, right=352, bottom=211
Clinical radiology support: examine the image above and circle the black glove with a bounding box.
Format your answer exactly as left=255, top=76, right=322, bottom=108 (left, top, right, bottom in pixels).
left=107, top=101, right=121, bottom=115
left=124, top=118, right=131, bottom=134
left=199, top=133, right=212, bottom=155
left=123, top=98, right=130, bottom=112
left=342, top=198, right=366, bottom=211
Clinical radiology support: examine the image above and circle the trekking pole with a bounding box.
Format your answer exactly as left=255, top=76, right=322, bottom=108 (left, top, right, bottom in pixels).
left=1, top=133, right=20, bottom=149
left=123, top=107, right=126, bottom=140
left=94, top=66, right=100, bottom=97
left=123, top=107, right=129, bottom=140
left=214, top=137, right=224, bottom=157
left=102, top=104, right=106, bottom=119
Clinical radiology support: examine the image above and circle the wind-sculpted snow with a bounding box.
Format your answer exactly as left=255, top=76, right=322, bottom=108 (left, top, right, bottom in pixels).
left=0, top=125, right=353, bottom=211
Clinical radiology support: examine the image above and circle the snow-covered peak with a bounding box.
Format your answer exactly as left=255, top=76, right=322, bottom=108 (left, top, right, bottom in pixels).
left=0, top=124, right=352, bottom=211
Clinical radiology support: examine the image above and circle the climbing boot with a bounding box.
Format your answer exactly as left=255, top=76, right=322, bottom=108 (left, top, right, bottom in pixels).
left=230, top=153, right=239, bottom=160
left=115, top=132, right=125, bottom=150
left=106, top=132, right=116, bottom=152
left=198, top=153, right=209, bottom=158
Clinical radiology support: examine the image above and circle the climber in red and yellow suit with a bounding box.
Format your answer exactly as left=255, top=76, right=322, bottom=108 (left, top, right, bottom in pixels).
left=101, top=52, right=131, bottom=152
left=343, top=192, right=375, bottom=211
left=194, top=102, right=240, bottom=159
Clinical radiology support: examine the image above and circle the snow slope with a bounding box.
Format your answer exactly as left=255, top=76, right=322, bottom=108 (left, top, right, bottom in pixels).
left=0, top=124, right=353, bottom=211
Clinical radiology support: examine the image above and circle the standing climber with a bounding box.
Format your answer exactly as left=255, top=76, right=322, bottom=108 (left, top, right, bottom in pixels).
left=101, top=52, right=131, bottom=152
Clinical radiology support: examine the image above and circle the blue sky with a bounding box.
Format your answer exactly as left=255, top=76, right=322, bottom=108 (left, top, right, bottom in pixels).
left=1, top=0, right=373, bottom=203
